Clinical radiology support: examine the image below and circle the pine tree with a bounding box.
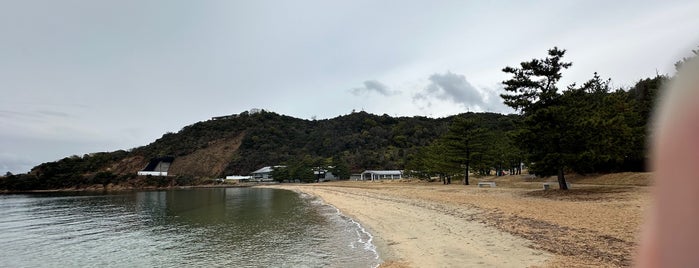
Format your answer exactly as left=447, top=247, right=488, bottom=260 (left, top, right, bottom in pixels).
left=441, top=117, right=486, bottom=185
left=501, top=47, right=572, bottom=190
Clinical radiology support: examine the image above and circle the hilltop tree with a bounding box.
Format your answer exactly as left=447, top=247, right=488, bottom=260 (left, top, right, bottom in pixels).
left=674, top=46, right=699, bottom=71
left=501, top=47, right=572, bottom=190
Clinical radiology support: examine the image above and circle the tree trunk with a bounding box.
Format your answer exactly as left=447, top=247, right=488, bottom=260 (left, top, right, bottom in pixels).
left=463, top=148, right=470, bottom=185
left=463, top=161, right=469, bottom=185
left=446, top=176, right=451, bottom=184
left=517, top=158, right=522, bottom=175
left=557, top=167, right=568, bottom=190
left=463, top=167, right=469, bottom=185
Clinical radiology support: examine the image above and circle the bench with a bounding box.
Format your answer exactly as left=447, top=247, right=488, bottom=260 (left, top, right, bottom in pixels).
left=543, top=182, right=572, bottom=190
left=478, top=182, right=496, bottom=188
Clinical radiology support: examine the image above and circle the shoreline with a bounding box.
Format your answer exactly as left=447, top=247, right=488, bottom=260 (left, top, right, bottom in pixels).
left=0, top=183, right=256, bottom=194
left=270, top=183, right=552, bottom=267
left=3, top=175, right=647, bottom=266
left=290, top=187, right=388, bottom=266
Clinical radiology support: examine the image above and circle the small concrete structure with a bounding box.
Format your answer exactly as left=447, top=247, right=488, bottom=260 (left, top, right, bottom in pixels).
left=360, top=170, right=402, bottom=181
left=478, top=182, right=496, bottom=187
left=543, top=182, right=571, bottom=190
left=138, top=157, right=173, bottom=176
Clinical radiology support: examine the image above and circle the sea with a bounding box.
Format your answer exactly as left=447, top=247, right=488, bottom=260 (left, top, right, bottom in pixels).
left=0, top=188, right=380, bottom=268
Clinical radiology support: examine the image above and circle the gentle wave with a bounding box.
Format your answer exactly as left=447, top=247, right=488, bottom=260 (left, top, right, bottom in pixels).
left=304, top=192, right=382, bottom=267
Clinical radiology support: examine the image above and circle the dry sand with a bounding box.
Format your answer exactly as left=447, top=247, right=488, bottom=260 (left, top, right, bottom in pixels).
left=268, top=174, right=651, bottom=267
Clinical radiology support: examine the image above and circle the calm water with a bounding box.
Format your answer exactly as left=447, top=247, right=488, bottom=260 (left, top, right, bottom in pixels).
left=0, top=188, right=379, bottom=267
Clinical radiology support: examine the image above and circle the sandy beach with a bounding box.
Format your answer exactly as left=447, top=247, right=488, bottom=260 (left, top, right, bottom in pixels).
left=268, top=173, right=651, bottom=267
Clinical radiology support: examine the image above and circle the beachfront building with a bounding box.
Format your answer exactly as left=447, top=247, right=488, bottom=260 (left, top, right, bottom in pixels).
left=137, top=157, right=174, bottom=176
left=251, top=166, right=285, bottom=182
left=360, top=170, right=403, bottom=181
left=225, top=175, right=252, bottom=182
left=350, top=174, right=362, bottom=181
left=313, top=168, right=338, bottom=182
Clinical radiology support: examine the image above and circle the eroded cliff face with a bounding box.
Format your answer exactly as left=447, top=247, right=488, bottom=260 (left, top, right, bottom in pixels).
left=107, top=155, right=148, bottom=175
left=166, top=132, right=245, bottom=178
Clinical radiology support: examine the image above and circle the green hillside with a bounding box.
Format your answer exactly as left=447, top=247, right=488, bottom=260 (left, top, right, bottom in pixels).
left=135, top=110, right=459, bottom=175
left=1, top=46, right=676, bottom=191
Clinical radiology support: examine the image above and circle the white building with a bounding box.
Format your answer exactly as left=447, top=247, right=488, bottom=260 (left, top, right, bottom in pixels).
left=137, top=171, right=168, bottom=176
left=314, top=169, right=338, bottom=182
left=360, top=170, right=402, bottom=181
left=251, top=166, right=285, bottom=181
left=225, top=175, right=252, bottom=182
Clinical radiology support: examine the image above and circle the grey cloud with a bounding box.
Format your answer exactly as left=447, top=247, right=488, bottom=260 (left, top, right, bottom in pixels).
left=412, top=92, right=433, bottom=109
left=413, top=72, right=514, bottom=114
left=414, top=72, right=483, bottom=107
left=350, top=80, right=399, bottom=96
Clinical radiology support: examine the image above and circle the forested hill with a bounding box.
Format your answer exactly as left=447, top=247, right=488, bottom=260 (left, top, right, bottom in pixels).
left=2, top=46, right=678, bottom=191
left=133, top=110, right=477, bottom=175
left=1, top=110, right=521, bottom=190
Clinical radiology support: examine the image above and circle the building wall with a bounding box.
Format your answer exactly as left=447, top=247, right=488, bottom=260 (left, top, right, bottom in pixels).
left=137, top=171, right=168, bottom=176
left=324, top=172, right=337, bottom=180
left=154, top=162, right=171, bottom=172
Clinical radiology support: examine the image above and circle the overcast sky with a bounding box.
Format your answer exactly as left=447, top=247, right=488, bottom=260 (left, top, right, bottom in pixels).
left=1, top=0, right=699, bottom=173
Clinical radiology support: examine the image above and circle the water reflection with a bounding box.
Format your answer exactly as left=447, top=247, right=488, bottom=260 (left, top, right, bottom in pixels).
left=0, top=188, right=378, bottom=268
